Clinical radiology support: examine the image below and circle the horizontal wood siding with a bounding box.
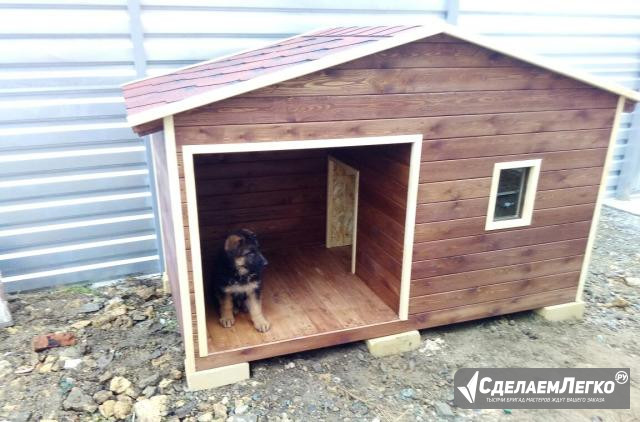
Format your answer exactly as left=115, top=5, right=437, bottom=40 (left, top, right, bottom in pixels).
left=173, top=36, right=618, bottom=345
left=333, top=145, right=411, bottom=313
left=192, top=150, right=328, bottom=252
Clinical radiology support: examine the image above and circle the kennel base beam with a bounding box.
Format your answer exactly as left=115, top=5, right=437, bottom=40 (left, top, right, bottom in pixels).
left=535, top=301, right=585, bottom=321
left=365, top=330, right=421, bottom=357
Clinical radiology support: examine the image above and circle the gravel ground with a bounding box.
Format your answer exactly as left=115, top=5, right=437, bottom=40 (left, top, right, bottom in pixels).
left=1, top=206, right=639, bottom=422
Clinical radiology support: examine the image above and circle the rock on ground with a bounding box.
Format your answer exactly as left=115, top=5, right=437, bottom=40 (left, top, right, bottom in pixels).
left=0, top=208, right=639, bottom=421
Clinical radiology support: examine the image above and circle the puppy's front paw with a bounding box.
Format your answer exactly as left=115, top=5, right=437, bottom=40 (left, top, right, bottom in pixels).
left=253, top=317, right=271, bottom=333
left=219, top=316, right=235, bottom=328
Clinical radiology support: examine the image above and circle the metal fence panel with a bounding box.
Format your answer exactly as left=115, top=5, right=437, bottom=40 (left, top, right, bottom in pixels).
left=0, top=0, right=638, bottom=292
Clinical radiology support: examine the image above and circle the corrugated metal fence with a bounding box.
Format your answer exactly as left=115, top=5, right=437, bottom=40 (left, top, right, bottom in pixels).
left=1, top=0, right=639, bottom=291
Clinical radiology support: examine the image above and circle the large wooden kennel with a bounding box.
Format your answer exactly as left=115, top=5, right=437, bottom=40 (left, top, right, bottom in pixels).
left=122, top=24, right=639, bottom=389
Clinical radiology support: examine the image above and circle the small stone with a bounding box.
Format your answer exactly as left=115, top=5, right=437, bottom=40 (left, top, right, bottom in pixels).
left=198, top=413, right=214, bottom=422
left=434, top=401, right=454, bottom=418
left=213, top=402, right=227, bottom=419
left=401, top=388, right=415, bottom=399
left=0, top=360, right=12, bottom=379
left=151, top=353, right=171, bottom=367
left=234, top=404, right=249, bottom=415
left=143, top=306, right=155, bottom=319
left=79, top=302, right=103, bottom=313
left=607, top=298, right=631, bottom=309
left=170, top=368, right=183, bottom=380
left=63, top=358, right=83, bottom=370
left=174, top=402, right=197, bottom=418
left=135, top=395, right=169, bottom=422
left=99, top=400, right=116, bottom=418
left=138, top=372, right=162, bottom=388
left=110, top=376, right=132, bottom=394
left=14, top=365, right=33, bottom=375
left=114, top=400, right=133, bottom=419
left=136, top=286, right=156, bottom=301
left=63, top=387, right=98, bottom=413
left=624, top=277, right=640, bottom=288
left=158, top=377, right=173, bottom=391
left=32, top=332, right=77, bottom=352
left=284, top=362, right=295, bottom=369
left=142, top=386, right=157, bottom=398
left=130, top=310, right=148, bottom=321
left=509, top=319, right=516, bottom=326
left=70, top=320, right=92, bottom=329
left=93, top=390, right=113, bottom=404
left=99, top=370, right=114, bottom=383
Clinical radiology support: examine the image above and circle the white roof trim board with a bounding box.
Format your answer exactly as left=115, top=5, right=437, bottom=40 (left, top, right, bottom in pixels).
left=123, top=23, right=640, bottom=128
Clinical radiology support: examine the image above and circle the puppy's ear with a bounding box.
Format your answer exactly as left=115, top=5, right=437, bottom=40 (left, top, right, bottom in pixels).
left=224, top=234, right=243, bottom=255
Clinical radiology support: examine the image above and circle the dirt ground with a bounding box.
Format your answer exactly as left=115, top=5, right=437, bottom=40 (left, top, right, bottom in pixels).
left=1, top=206, right=639, bottom=422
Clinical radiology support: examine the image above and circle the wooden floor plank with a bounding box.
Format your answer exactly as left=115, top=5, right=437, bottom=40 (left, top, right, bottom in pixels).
left=204, top=246, right=398, bottom=357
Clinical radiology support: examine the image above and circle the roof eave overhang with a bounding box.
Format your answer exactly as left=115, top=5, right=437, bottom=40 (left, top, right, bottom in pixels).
left=126, top=23, right=640, bottom=131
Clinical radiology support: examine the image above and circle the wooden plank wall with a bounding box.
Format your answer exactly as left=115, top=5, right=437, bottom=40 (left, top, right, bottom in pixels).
left=333, top=145, right=411, bottom=313
left=173, top=34, right=619, bottom=352
left=191, top=149, right=328, bottom=254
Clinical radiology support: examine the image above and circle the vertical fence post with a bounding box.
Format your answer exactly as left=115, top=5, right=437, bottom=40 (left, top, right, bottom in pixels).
left=127, top=0, right=165, bottom=275
left=446, top=0, right=459, bottom=25
left=616, top=106, right=640, bottom=200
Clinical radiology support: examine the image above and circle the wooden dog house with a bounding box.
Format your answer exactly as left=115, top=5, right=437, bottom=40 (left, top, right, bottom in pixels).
left=122, top=24, right=639, bottom=389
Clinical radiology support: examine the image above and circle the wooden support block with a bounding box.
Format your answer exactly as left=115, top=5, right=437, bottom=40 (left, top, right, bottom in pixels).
left=185, top=361, right=249, bottom=391
left=535, top=301, right=585, bottom=321
left=365, top=330, right=420, bottom=357
left=0, top=273, right=13, bottom=329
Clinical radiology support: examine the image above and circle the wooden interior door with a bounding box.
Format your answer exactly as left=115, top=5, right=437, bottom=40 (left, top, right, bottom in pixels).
left=326, top=156, right=359, bottom=273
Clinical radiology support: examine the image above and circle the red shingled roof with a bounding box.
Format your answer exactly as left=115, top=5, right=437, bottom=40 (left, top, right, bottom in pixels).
left=122, top=24, right=640, bottom=132
left=122, top=25, right=419, bottom=120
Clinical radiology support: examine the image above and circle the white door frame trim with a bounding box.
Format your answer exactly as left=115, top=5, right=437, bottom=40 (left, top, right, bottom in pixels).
left=181, top=134, right=422, bottom=357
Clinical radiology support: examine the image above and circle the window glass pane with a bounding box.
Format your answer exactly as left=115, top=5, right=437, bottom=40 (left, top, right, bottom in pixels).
left=494, top=167, right=528, bottom=220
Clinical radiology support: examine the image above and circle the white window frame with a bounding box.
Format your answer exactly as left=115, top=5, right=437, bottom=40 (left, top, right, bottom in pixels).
left=485, top=159, right=542, bottom=231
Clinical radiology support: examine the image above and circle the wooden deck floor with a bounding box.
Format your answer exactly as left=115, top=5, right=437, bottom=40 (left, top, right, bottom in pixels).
left=205, top=245, right=398, bottom=354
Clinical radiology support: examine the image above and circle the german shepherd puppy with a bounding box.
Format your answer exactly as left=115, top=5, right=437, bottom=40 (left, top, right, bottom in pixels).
left=211, top=229, right=270, bottom=332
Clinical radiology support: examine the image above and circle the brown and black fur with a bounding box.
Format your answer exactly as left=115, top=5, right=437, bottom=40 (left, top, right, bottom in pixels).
left=209, top=229, right=270, bottom=332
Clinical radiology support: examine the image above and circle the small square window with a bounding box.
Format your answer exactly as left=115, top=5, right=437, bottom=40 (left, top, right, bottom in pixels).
left=486, top=159, right=541, bottom=230
left=494, top=167, right=529, bottom=220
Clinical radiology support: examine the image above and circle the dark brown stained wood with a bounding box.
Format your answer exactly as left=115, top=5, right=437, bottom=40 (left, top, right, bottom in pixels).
left=420, top=148, right=607, bottom=183
left=409, top=272, right=579, bottom=313
left=201, top=246, right=399, bottom=368
left=195, top=157, right=326, bottom=180
left=334, top=146, right=410, bottom=186
left=414, top=203, right=595, bottom=243
left=174, top=108, right=615, bottom=145
left=357, top=198, right=405, bottom=247
left=196, top=215, right=325, bottom=239
left=411, top=255, right=584, bottom=296
left=194, top=173, right=326, bottom=196
left=413, top=221, right=591, bottom=261
left=421, top=129, right=610, bottom=161
left=415, top=185, right=599, bottom=223
left=197, top=201, right=325, bottom=225
left=418, top=167, right=603, bottom=203
left=244, top=67, right=587, bottom=97
left=188, top=189, right=324, bottom=212
left=165, top=34, right=625, bottom=364
left=409, top=287, right=577, bottom=330
left=325, top=42, right=523, bottom=69
left=411, top=238, right=588, bottom=279
left=357, top=228, right=403, bottom=279
left=175, top=89, right=616, bottom=127
left=134, top=119, right=162, bottom=136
